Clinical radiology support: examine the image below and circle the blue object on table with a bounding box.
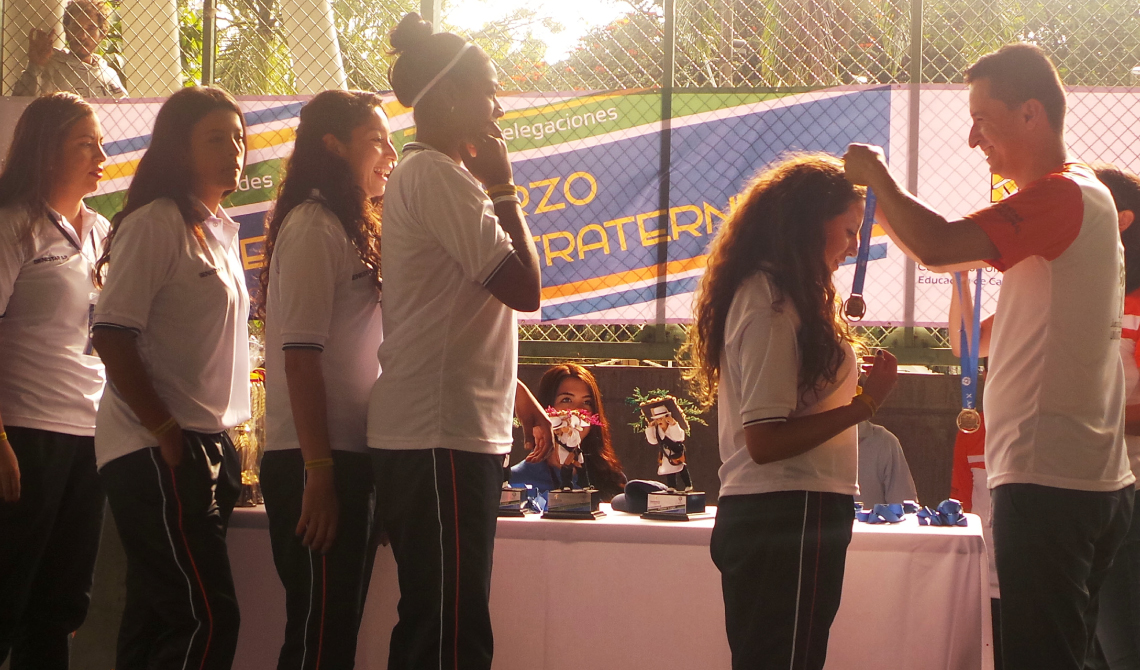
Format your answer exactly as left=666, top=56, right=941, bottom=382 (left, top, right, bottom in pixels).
left=917, top=499, right=968, bottom=527
left=856, top=502, right=906, bottom=524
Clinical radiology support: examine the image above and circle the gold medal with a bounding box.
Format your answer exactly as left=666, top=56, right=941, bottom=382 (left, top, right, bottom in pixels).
left=844, top=294, right=866, bottom=320
left=957, top=408, right=981, bottom=433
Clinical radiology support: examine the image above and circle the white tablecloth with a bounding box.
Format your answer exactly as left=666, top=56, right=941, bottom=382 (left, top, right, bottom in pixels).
left=228, top=504, right=993, bottom=670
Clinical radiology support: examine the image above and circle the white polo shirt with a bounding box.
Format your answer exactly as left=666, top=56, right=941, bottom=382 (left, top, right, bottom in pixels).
left=967, top=163, right=1133, bottom=492
left=0, top=204, right=108, bottom=436
left=716, top=271, right=859, bottom=498
left=93, top=198, right=250, bottom=468
left=265, top=198, right=383, bottom=453
left=367, top=143, right=517, bottom=455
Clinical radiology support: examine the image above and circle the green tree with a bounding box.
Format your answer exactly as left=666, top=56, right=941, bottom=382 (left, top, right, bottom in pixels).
left=456, top=7, right=562, bottom=92
left=551, top=1, right=664, bottom=91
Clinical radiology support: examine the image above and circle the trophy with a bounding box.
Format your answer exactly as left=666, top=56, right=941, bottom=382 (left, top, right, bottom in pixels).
left=628, top=390, right=708, bottom=520
left=544, top=488, right=604, bottom=519
left=642, top=490, right=708, bottom=521
left=232, top=368, right=265, bottom=506
left=541, top=407, right=605, bottom=519
left=498, top=454, right=536, bottom=516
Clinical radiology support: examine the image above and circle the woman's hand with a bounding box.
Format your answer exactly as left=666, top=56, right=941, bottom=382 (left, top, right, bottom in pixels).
left=861, top=349, right=899, bottom=407
left=157, top=426, right=184, bottom=468
left=515, top=381, right=553, bottom=463
left=460, top=122, right=513, bottom=188
left=0, top=436, right=19, bottom=502
left=297, top=467, right=338, bottom=554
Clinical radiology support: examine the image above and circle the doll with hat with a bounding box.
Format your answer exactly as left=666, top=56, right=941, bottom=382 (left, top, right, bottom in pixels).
left=640, top=396, right=693, bottom=491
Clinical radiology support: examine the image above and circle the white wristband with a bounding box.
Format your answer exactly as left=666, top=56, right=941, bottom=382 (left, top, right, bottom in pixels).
left=492, top=194, right=521, bottom=206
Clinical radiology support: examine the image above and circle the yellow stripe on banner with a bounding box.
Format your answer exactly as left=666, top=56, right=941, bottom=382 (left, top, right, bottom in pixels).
left=104, top=158, right=141, bottom=181
left=102, top=126, right=298, bottom=182
left=384, top=100, right=411, bottom=118
left=247, top=126, right=295, bottom=150
left=542, top=254, right=708, bottom=302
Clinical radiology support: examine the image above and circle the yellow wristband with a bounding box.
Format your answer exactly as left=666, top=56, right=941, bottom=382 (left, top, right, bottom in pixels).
left=853, top=392, right=878, bottom=417
left=304, top=458, right=334, bottom=470
left=148, top=416, right=178, bottom=438
left=486, top=183, right=517, bottom=196
left=0, top=431, right=7, bottom=442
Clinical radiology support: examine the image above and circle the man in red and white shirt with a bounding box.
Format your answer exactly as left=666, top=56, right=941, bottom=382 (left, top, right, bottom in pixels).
left=844, top=43, right=1134, bottom=670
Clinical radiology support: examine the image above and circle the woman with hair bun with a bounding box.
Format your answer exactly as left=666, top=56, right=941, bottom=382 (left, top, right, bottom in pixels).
left=0, top=92, right=109, bottom=670
left=686, top=153, right=897, bottom=669
left=260, top=88, right=396, bottom=669
left=368, top=12, right=552, bottom=668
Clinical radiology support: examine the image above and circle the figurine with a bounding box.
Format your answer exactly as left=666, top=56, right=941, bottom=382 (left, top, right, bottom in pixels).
left=547, top=408, right=599, bottom=490
left=641, top=397, right=693, bottom=491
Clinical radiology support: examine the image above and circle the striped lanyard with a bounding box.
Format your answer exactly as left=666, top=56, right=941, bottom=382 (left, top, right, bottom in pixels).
left=954, top=269, right=984, bottom=432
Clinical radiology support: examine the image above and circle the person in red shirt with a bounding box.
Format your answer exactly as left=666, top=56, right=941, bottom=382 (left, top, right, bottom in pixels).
left=845, top=44, right=1134, bottom=670
left=1089, top=165, right=1140, bottom=669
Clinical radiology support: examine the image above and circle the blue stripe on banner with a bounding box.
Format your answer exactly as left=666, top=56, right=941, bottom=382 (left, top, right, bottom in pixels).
left=102, top=103, right=304, bottom=158
left=102, top=135, right=151, bottom=157
left=243, top=102, right=304, bottom=126
left=542, top=275, right=700, bottom=320
left=839, top=242, right=887, bottom=266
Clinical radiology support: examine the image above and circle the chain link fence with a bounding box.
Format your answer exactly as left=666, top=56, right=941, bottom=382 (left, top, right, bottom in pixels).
left=2, top=0, right=1138, bottom=366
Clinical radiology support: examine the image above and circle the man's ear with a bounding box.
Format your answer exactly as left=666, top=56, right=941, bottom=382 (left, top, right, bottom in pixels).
left=1120, top=209, right=1135, bottom=234
left=322, top=132, right=347, bottom=158
left=1021, top=98, right=1048, bottom=130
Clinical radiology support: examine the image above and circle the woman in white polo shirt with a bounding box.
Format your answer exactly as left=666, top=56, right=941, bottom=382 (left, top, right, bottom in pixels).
left=0, top=93, right=109, bottom=670
left=685, top=153, right=898, bottom=670
left=260, top=89, right=395, bottom=669
left=370, top=13, right=552, bottom=668
left=91, top=86, right=249, bottom=669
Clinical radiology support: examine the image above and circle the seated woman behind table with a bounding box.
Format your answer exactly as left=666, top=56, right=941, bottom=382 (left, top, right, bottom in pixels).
left=510, top=363, right=627, bottom=501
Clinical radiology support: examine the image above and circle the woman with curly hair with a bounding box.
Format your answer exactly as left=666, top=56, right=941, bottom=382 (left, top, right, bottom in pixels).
left=510, top=363, right=627, bottom=501
left=260, top=88, right=396, bottom=669
left=684, top=152, right=897, bottom=669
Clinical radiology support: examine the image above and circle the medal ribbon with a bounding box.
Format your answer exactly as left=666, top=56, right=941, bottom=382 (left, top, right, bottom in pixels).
left=843, top=189, right=877, bottom=320
left=954, top=269, right=984, bottom=411
left=850, top=189, right=876, bottom=297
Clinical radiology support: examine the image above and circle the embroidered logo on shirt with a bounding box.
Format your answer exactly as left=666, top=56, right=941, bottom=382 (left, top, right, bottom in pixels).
left=33, top=254, right=69, bottom=264
left=351, top=270, right=372, bottom=281
left=199, top=268, right=219, bottom=278
left=994, top=202, right=1023, bottom=233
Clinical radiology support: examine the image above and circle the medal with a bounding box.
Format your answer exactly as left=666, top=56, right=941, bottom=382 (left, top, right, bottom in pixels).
left=845, top=189, right=876, bottom=322
left=956, top=408, right=981, bottom=433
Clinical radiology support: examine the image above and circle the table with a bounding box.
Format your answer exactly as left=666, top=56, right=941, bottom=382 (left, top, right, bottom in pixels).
left=228, top=504, right=993, bottom=670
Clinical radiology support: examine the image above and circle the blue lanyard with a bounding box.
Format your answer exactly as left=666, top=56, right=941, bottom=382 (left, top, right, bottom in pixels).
left=954, top=270, right=984, bottom=410
left=851, top=189, right=876, bottom=296
left=844, top=189, right=876, bottom=320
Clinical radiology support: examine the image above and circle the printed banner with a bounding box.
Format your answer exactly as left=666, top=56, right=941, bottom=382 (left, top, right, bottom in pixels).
left=4, top=84, right=1136, bottom=326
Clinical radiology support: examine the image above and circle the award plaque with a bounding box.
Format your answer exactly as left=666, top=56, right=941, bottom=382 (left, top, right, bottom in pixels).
left=641, top=491, right=708, bottom=521
left=957, top=408, right=981, bottom=433
left=543, top=489, right=604, bottom=520
left=498, top=487, right=532, bottom=517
